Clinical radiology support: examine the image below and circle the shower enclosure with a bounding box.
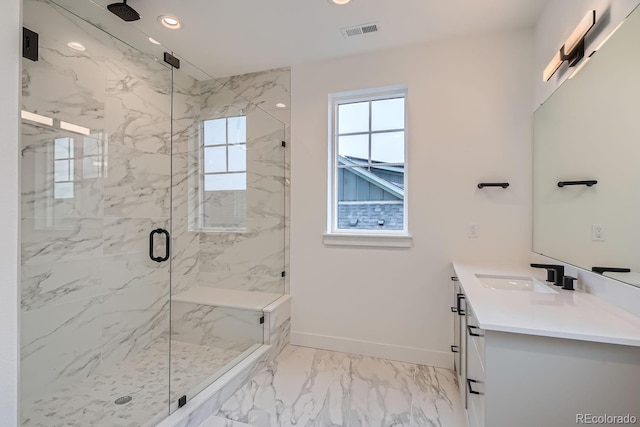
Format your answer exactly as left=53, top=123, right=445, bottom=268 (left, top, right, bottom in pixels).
left=20, top=1, right=286, bottom=425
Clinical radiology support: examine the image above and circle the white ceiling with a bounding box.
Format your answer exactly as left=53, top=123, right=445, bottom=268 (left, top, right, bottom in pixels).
left=60, top=0, right=550, bottom=78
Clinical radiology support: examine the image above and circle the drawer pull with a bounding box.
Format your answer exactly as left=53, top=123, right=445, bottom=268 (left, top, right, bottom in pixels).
left=456, top=293, right=466, bottom=316
left=467, top=325, right=484, bottom=337
left=451, top=345, right=459, bottom=353
left=467, top=378, right=482, bottom=395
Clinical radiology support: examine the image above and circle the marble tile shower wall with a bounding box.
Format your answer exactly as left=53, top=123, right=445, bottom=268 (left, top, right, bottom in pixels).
left=20, top=0, right=175, bottom=404
left=21, top=0, right=290, bottom=409
left=196, top=68, right=291, bottom=295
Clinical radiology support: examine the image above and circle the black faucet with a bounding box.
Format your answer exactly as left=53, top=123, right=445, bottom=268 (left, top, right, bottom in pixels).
left=530, top=263, right=565, bottom=287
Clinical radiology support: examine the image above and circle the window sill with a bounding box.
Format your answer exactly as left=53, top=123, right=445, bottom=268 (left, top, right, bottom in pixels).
left=322, top=233, right=413, bottom=248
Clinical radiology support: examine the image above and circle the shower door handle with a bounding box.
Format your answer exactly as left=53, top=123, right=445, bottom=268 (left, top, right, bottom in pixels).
left=149, top=228, right=170, bottom=263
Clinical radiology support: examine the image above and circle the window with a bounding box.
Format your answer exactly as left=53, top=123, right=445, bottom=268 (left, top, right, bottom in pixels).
left=53, top=137, right=74, bottom=199
left=328, top=86, right=408, bottom=237
left=201, top=116, right=247, bottom=230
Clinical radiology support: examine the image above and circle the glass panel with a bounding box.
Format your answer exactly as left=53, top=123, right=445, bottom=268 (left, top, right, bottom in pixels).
left=204, top=118, right=226, bottom=146
left=371, top=97, right=405, bottom=131
left=371, top=131, right=405, bottom=163
left=204, top=172, right=247, bottom=191
left=338, top=101, right=369, bottom=134
left=21, top=1, right=172, bottom=426
left=228, top=144, right=247, bottom=171
left=338, top=134, right=369, bottom=160
left=337, top=166, right=405, bottom=231
left=228, top=116, right=247, bottom=143
left=171, top=60, right=285, bottom=414
left=204, top=146, right=227, bottom=173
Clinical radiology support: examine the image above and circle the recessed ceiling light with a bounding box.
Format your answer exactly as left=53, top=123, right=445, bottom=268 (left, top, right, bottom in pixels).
left=67, top=42, right=86, bottom=52
left=148, top=37, right=161, bottom=45
left=158, top=15, right=182, bottom=29
left=275, top=103, right=287, bottom=109
left=329, top=0, right=351, bottom=4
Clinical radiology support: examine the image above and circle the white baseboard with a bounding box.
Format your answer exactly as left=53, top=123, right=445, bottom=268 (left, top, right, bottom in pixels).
left=291, top=331, right=453, bottom=369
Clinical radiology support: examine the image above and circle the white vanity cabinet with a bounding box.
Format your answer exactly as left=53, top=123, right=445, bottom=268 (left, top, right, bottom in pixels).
left=451, top=265, right=640, bottom=427
left=450, top=276, right=467, bottom=407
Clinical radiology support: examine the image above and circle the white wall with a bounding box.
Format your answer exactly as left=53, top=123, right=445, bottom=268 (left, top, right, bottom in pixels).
left=534, top=0, right=640, bottom=108
left=290, top=29, right=533, bottom=367
left=0, top=0, right=21, bottom=424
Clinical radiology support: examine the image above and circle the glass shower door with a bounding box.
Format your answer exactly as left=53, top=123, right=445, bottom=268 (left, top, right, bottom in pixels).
left=20, top=1, right=173, bottom=425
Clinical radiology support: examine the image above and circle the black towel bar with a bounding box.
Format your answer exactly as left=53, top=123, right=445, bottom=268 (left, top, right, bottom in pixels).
left=477, top=182, right=509, bottom=189
left=557, top=180, right=597, bottom=187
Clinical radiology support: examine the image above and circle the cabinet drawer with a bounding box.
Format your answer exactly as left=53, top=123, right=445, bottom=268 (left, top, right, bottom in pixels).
left=467, top=333, right=485, bottom=427
left=466, top=307, right=485, bottom=369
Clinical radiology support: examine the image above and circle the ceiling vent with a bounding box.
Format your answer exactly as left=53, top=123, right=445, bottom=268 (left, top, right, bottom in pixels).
left=341, top=22, right=380, bottom=38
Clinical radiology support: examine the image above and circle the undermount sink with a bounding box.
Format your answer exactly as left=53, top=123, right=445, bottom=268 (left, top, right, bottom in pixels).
left=475, top=274, right=558, bottom=294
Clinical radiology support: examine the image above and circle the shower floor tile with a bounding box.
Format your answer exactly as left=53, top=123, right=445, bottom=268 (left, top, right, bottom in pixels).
left=21, top=335, right=249, bottom=427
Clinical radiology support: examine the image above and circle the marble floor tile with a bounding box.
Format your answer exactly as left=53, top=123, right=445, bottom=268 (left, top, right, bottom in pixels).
left=410, top=365, right=467, bottom=427
left=22, top=335, right=247, bottom=427
left=217, top=345, right=348, bottom=427
left=200, top=416, right=256, bottom=427
left=215, top=345, right=466, bottom=427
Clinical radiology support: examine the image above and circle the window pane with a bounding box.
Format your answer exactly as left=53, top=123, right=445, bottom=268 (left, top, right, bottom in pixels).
left=337, top=166, right=404, bottom=231
left=338, top=102, right=369, bottom=134
left=54, top=138, right=71, bottom=159
left=204, top=118, right=226, bottom=146
left=371, top=131, right=404, bottom=163
left=54, top=182, right=74, bottom=199
left=371, top=98, right=405, bottom=131
left=338, top=134, right=369, bottom=161
left=204, top=146, right=227, bottom=173
left=228, top=116, right=246, bottom=143
left=228, top=144, right=246, bottom=172
left=204, top=172, right=247, bottom=191
left=83, top=156, right=100, bottom=179
left=54, top=160, right=70, bottom=181
left=83, top=137, right=99, bottom=156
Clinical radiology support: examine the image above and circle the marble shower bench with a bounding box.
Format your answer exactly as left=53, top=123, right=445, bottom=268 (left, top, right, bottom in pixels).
left=158, top=291, right=291, bottom=427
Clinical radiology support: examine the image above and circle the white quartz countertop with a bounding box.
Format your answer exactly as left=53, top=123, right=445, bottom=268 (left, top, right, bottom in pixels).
left=452, top=263, right=640, bottom=347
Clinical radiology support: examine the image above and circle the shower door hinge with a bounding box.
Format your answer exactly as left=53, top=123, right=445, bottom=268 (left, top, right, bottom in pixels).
left=281, top=140, right=286, bottom=147
left=178, top=395, right=187, bottom=408
left=23, top=27, right=39, bottom=62
left=281, top=271, right=286, bottom=278
left=259, top=316, right=265, bottom=325
left=164, top=52, right=180, bottom=69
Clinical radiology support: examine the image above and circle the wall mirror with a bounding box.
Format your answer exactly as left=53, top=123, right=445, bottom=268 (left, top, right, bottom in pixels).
left=533, top=5, right=640, bottom=287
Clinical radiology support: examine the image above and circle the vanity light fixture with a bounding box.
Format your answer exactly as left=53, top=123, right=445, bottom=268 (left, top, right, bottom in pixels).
left=275, top=103, right=287, bottom=109
left=329, top=0, right=351, bottom=4
left=543, top=10, right=596, bottom=82
left=158, top=15, right=182, bottom=30
left=67, top=42, right=86, bottom=52
left=148, top=37, right=161, bottom=45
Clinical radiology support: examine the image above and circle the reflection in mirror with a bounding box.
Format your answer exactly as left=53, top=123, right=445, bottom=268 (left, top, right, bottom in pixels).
left=533, top=5, right=640, bottom=287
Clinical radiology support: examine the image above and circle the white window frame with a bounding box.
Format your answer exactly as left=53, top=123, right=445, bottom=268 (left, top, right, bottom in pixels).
left=199, top=115, right=248, bottom=233
left=325, top=85, right=411, bottom=247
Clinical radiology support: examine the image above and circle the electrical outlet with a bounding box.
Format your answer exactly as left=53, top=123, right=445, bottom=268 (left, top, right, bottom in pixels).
left=468, top=224, right=480, bottom=238
left=591, top=224, right=606, bottom=241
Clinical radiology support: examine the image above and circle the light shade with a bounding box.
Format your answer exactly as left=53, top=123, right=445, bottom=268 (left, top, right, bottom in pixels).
left=543, top=10, right=595, bottom=81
